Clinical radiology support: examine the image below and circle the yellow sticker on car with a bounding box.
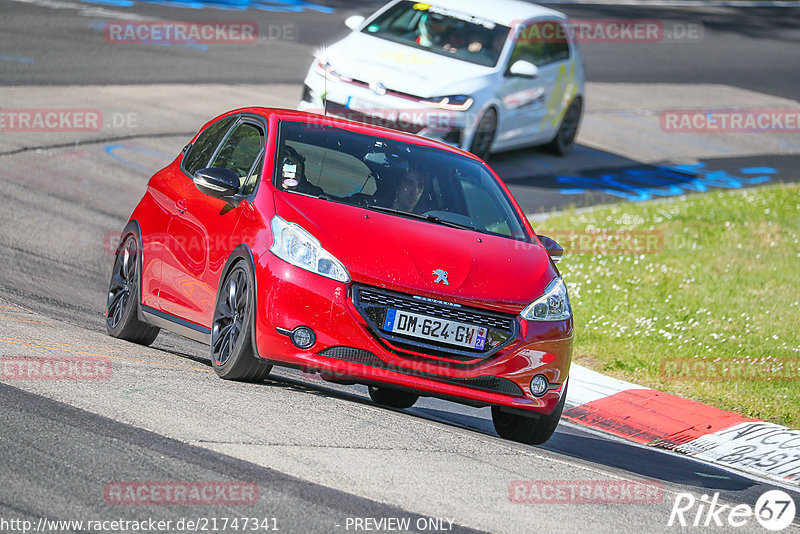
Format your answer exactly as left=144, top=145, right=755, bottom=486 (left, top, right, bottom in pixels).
left=541, top=61, right=578, bottom=129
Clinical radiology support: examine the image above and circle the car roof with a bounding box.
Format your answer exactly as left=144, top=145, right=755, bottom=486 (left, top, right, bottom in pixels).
left=229, top=107, right=481, bottom=160
left=411, top=0, right=567, bottom=27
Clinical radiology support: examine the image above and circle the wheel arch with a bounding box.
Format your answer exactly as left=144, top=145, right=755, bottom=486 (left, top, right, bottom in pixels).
left=215, top=244, right=270, bottom=362
left=467, top=102, right=501, bottom=157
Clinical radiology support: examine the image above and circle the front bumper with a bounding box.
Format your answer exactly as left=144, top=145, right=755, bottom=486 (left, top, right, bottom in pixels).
left=255, top=260, right=573, bottom=416
left=298, top=72, right=469, bottom=150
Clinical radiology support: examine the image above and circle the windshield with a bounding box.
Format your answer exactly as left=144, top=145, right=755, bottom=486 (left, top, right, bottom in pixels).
left=274, top=121, right=529, bottom=241
left=361, top=1, right=510, bottom=68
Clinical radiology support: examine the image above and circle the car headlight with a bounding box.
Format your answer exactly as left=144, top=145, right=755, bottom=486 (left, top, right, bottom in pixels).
left=269, top=215, right=350, bottom=283
left=419, top=95, right=474, bottom=111
left=520, top=278, right=571, bottom=321
left=313, top=59, right=346, bottom=82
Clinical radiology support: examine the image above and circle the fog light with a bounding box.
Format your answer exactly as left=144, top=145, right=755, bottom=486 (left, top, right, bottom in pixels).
left=530, top=374, right=549, bottom=397
left=291, top=326, right=316, bottom=349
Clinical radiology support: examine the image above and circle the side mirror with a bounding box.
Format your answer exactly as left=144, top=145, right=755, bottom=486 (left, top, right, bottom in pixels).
left=344, top=15, right=365, bottom=31
left=538, top=235, right=563, bottom=263
left=509, top=60, right=539, bottom=78
left=193, top=168, right=240, bottom=199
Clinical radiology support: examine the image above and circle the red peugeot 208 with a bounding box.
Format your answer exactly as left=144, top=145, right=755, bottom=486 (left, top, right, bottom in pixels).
left=106, top=108, right=572, bottom=444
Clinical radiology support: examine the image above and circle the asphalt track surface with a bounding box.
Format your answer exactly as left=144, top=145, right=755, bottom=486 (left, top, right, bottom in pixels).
left=1, top=0, right=800, bottom=532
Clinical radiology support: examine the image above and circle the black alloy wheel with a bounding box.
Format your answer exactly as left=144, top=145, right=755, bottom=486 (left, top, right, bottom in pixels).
left=106, top=235, right=159, bottom=345
left=211, top=261, right=272, bottom=381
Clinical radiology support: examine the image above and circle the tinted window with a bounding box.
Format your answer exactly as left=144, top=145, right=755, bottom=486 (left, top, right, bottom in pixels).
left=209, top=122, right=265, bottom=191
left=509, top=21, right=570, bottom=67
left=363, top=1, right=510, bottom=68
left=275, top=121, right=528, bottom=241
left=182, top=116, right=236, bottom=175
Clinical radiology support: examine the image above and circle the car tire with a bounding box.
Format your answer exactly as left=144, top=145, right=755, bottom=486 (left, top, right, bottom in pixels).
left=468, top=107, right=497, bottom=161
left=491, top=383, right=568, bottom=445
left=106, top=234, right=160, bottom=345
left=211, top=261, right=272, bottom=382
left=545, top=98, right=582, bottom=157
left=368, top=386, right=419, bottom=409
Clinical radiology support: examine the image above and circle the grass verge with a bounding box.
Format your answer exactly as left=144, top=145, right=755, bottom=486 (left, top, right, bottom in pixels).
left=534, top=183, right=800, bottom=428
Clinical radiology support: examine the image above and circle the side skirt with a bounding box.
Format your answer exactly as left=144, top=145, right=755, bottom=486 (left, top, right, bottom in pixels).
left=140, top=305, right=211, bottom=345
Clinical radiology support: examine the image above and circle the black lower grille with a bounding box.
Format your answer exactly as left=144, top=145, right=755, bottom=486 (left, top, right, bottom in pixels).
left=442, top=127, right=463, bottom=146
left=319, top=346, right=383, bottom=366
left=446, top=376, right=523, bottom=396
left=351, top=284, right=518, bottom=362
left=301, top=84, right=312, bottom=103
left=318, top=346, right=523, bottom=397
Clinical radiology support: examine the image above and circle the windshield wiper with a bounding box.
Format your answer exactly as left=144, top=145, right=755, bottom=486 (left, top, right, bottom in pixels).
left=366, top=206, right=477, bottom=231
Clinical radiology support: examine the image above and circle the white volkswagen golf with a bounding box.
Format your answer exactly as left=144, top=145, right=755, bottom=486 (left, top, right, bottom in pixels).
left=298, top=0, right=585, bottom=159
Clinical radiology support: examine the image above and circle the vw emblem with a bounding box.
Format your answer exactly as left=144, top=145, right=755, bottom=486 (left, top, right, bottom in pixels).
left=369, top=80, right=387, bottom=95
left=432, top=269, right=449, bottom=285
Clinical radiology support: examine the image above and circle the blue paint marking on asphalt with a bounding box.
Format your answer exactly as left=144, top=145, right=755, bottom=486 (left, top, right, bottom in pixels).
left=105, top=144, right=173, bottom=173
left=556, top=162, right=778, bottom=202
left=77, top=0, right=334, bottom=11
left=0, top=54, right=35, bottom=64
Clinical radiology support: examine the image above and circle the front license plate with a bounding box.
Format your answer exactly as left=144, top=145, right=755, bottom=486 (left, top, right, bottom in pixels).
left=346, top=96, right=389, bottom=113
left=383, top=309, right=487, bottom=350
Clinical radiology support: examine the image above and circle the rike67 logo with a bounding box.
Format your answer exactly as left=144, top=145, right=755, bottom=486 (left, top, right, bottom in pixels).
left=668, top=490, right=796, bottom=531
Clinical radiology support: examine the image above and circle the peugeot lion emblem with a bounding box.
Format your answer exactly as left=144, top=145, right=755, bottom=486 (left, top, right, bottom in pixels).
left=432, top=269, right=449, bottom=285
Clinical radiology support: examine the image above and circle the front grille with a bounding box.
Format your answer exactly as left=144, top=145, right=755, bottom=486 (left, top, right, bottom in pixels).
left=351, top=284, right=518, bottom=362
left=318, top=346, right=524, bottom=397
left=358, top=288, right=513, bottom=330
left=347, top=78, right=422, bottom=101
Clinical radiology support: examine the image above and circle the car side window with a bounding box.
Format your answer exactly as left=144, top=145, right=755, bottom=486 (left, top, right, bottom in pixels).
left=509, top=21, right=570, bottom=68
left=182, top=116, right=236, bottom=175
left=241, top=151, right=264, bottom=197
left=209, top=122, right=265, bottom=192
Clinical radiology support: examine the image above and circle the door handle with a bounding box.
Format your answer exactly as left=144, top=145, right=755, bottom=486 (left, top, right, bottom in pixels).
left=176, top=199, right=187, bottom=214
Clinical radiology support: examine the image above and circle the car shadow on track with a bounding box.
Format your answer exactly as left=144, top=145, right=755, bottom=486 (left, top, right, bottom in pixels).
left=544, top=426, right=758, bottom=492
left=274, top=372, right=762, bottom=493
left=238, top=367, right=761, bottom=494
left=150, top=350, right=764, bottom=497
left=408, top=404, right=756, bottom=493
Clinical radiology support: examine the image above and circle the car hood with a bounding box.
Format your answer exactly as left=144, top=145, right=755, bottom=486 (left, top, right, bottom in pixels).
left=274, top=193, right=555, bottom=313
left=323, top=32, right=493, bottom=98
